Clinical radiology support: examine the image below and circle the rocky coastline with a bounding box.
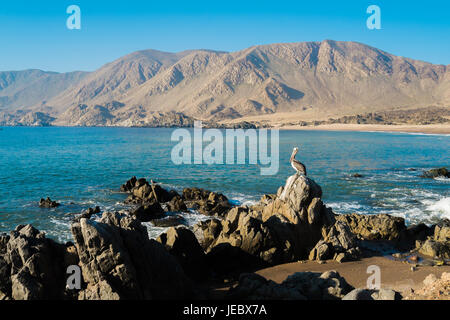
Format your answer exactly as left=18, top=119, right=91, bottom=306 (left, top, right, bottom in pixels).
left=0, top=173, right=449, bottom=300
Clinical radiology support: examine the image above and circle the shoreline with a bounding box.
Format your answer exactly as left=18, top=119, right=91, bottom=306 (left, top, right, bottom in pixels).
left=2, top=123, right=450, bottom=134
left=278, top=123, right=450, bottom=135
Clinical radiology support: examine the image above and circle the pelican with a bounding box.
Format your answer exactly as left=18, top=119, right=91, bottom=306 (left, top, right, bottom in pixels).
left=290, top=147, right=307, bottom=176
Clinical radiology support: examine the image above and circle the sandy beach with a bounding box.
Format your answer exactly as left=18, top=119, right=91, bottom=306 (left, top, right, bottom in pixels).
left=209, top=256, right=450, bottom=299
left=279, top=123, right=450, bottom=134
left=256, top=257, right=450, bottom=296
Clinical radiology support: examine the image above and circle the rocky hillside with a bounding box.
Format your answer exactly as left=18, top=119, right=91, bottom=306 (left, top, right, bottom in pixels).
left=0, top=69, right=87, bottom=111
left=1, top=40, right=449, bottom=126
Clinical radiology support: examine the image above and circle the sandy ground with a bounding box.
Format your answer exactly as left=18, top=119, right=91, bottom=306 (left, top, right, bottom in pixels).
left=256, top=256, right=450, bottom=297
left=209, top=256, right=450, bottom=299
left=278, top=123, right=450, bottom=134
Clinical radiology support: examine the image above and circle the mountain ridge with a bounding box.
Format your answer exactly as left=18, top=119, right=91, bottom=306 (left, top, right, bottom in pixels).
left=0, top=40, right=448, bottom=127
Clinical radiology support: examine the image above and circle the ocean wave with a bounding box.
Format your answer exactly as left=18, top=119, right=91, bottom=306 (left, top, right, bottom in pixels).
left=434, top=176, right=450, bottom=182
left=426, top=197, right=450, bottom=220
left=327, top=201, right=369, bottom=213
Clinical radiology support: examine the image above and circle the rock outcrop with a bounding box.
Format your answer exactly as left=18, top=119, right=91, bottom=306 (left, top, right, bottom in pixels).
left=123, top=177, right=175, bottom=204
left=415, top=219, right=450, bottom=260
left=420, top=168, right=450, bottom=179
left=229, top=271, right=353, bottom=300
left=130, top=202, right=165, bottom=222
left=71, top=212, right=197, bottom=299
left=335, top=213, right=406, bottom=241
left=182, top=187, right=232, bottom=217
left=405, top=272, right=450, bottom=300
left=309, top=221, right=360, bottom=262
left=0, top=225, right=70, bottom=300
left=39, top=197, right=60, bottom=208
left=191, top=174, right=344, bottom=274
left=156, top=226, right=209, bottom=281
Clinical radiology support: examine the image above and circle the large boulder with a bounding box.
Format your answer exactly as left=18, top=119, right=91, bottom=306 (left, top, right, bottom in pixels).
left=130, top=201, right=165, bottom=222
left=157, top=226, right=209, bottom=281
left=201, top=207, right=301, bottom=269
left=120, top=176, right=137, bottom=192
left=182, top=188, right=232, bottom=217
left=39, top=197, right=60, bottom=208
left=193, top=219, right=223, bottom=250
left=193, top=175, right=337, bottom=274
left=309, top=220, right=360, bottom=262
left=335, top=213, right=406, bottom=241
left=151, top=215, right=187, bottom=227
left=2, top=225, right=68, bottom=300
left=420, top=168, right=450, bottom=178
left=166, top=195, right=188, bottom=212
left=261, top=175, right=335, bottom=257
left=121, top=177, right=174, bottom=204
left=229, top=270, right=353, bottom=300
left=415, top=219, right=450, bottom=260
left=71, top=212, right=197, bottom=299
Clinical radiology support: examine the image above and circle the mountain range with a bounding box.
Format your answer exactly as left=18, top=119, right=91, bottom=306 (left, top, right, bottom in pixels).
left=0, top=40, right=449, bottom=126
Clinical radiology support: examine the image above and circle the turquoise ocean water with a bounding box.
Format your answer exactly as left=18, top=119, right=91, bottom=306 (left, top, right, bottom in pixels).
left=0, top=127, right=449, bottom=242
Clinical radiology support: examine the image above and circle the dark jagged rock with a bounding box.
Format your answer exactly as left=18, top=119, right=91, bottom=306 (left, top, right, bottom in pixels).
left=73, top=206, right=101, bottom=222
left=183, top=187, right=232, bottom=217
left=415, top=219, right=450, bottom=259
left=398, top=223, right=434, bottom=250
left=336, top=213, right=406, bottom=241
left=206, top=244, right=269, bottom=278
left=1, top=225, right=69, bottom=300
left=120, top=176, right=137, bottom=192
left=192, top=175, right=337, bottom=273
left=130, top=202, right=165, bottom=222
left=39, top=197, right=60, bottom=208
left=121, top=177, right=174, bottom=204
left=157, top=226, right=209, bottom=281
left=309, top=221, right=361, bottom=262
left=71, top=212, right=198, bottom=299
left=193, top=219, right=223, bottom=250
left=420, top=168, right=450, bottom=178
left=229, top=270, right=353, bottom=300
left=151, top=215, right=187, bottom=227
left=166, top=195, right=188, bottom=212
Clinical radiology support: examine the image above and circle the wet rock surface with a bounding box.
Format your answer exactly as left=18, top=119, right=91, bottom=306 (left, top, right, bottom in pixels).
left=39, top=197, right=60, bottom=208
left=420, top=167, right=450, bottom=179
left=182, top=187, right=232, bottom=217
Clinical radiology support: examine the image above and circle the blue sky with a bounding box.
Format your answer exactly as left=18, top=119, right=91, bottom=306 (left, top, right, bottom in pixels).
left=0, top=0, right=449, bottom=72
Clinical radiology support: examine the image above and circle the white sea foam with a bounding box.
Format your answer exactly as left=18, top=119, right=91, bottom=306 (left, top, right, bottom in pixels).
left=327, top=201, right=367, bottom=213
left=426, top=197, right=450, bottom=220
left=434, top=176, right=450, bottom=183
left=142, top=209, right=212, bottom=240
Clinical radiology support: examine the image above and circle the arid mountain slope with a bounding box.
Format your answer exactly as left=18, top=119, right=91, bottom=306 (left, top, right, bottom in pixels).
left=0, top=69, right=87, bottom=111
left=1, top=41, right=449, bottom=126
